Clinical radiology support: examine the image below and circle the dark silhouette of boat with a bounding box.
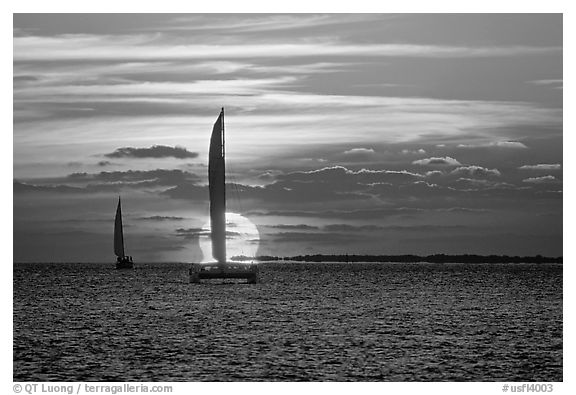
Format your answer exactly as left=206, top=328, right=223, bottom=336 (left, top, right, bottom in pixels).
left=189, top=108, right=258, bottom=283
left=114, top=197, right=134, bottom=269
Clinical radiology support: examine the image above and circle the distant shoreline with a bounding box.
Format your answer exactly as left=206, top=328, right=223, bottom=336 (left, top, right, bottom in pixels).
left=232, top=254, right=563, bottom=264
left=13, top=254, right=563, bottom=264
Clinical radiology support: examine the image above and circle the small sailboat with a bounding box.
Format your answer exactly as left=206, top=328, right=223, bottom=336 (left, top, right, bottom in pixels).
left=114, top=197, right=134, bottom=269
left=189, top=108, right=258, bottom=283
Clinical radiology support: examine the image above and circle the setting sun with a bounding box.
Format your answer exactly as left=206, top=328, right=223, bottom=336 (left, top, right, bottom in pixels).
left=198, top=212, right=260, bottom=263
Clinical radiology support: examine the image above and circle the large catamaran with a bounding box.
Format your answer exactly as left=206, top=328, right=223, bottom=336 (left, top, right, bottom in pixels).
left=189, top=108, right=258, bottom=283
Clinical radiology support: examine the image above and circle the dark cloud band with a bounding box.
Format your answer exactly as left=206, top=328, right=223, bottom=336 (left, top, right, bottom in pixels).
left=104, top=145, right=198, bottom=159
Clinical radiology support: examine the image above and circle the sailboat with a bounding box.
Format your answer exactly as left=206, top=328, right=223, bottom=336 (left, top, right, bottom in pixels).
left=189, top=108, right=258, bottom=283
left=114, top=197, right=134, bottom=269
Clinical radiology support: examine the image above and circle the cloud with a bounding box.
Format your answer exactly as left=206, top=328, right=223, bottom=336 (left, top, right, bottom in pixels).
left=278, top=166, right=423, bottom=185
left=14, top=34, right=561, bottom=62
left=451, top=178, right=514, bottom=189
left=163, top=172, right=371, bottom=204
left=248, top=207, right=425, bottom=220
left=174, top=227, right=240, bottom=240
left=527, top=79, right=562, bottom=86
left=437, top=207, right=490, bottom=213
left=160, top=183, right=207, bottom=200
left=453, top=178, right=492, bottom=187
left=519, top=164, right=562, bottom=170
left=257, top=170, right=284, bottom=181
left=176, top=227, right=205, bottom=233
left=343, top=148, right=375, bottom=155
left=323, top=224, right=383, bottom=232
left=402, top=149, right=426, bottom=155
left=450, top=166, right=501, bottom=178
left=265, top=224, right=319, bottom=230
left=323, top=224, right=467, bottom=233
left=14, top=78, right=561, bottom=153
left=397, top=181, right=445, bottom=195
left=15, top=78, right=298, bottom=102
left=11, top=15, right=564, bottom=260
left=104, top=145, right=198, bottom=159
left=412, top=157, right=461, bottom=166
left=14, top=75, right=39, bottom=82
left=457, top=141, right=528, bottom=149
left=175, top=227, right=207, bottom=239
left=270, top=231, right=364, bottom=245
left=151, top=160, right=555, bottom=211
left=522, top=176, right=559, bottom=184
left=163, top=14, right=384, bottom=34
left=266, top=224, right=470, bottom=245
left=67, top=169, right=200, bottom=185
left=494, top=141, right=528, bottom=149
left=425, top=170, right=444, bottom=178
left=15, top=169, right=202, bottom=196
left=14, top=180, right=87, bottom=194
left=135, top=216, right=185, bottom=221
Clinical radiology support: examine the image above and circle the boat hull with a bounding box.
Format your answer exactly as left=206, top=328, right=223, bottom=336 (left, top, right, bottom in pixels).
left=189, top=262, right=259, bottom=283
left=115, top=259, right=134, bottom=270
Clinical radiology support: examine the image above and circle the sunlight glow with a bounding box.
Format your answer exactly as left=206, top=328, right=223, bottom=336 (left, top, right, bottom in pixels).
left=198, top=212, right=260, bottom=263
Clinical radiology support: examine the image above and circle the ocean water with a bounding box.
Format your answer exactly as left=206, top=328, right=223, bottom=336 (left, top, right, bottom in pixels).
left=13, top=262, right=562, bottom=381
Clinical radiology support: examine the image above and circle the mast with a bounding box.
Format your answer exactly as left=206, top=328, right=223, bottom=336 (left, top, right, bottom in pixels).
left=222, top=107, right=225, bottom=216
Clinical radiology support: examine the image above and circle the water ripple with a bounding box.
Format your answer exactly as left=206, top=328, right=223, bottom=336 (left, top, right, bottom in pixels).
left=14, top=262, right=562, bottom=381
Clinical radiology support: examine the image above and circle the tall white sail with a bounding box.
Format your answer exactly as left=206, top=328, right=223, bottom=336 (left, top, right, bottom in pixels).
left=209, top=108, right=226, bottom=263
left=189, top=108, right=258, bottom=283
left=114, top=197, right=125, bottom=258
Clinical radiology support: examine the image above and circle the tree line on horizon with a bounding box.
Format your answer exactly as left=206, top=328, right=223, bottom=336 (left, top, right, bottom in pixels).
left=231, top=254, right=562, bottom=264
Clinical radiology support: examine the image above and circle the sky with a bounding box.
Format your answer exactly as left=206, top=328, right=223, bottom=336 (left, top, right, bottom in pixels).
left=13, top=13, right=563, bottom=262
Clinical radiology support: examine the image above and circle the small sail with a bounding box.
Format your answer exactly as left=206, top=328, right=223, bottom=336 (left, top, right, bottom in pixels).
left=209, top=109, right=226, bottom=263
left=114, top=197, right=125, bottom=258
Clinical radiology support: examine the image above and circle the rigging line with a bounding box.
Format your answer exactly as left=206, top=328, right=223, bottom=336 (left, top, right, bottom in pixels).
left=225, top=164, right=247, bottom=258
left=226, top=157, right=244, bottom=215
left=221, top=110, right=248, bottom=258
left=223, top=121, right=244, bottom=215
left=224, top=143, right=247, bottom=259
